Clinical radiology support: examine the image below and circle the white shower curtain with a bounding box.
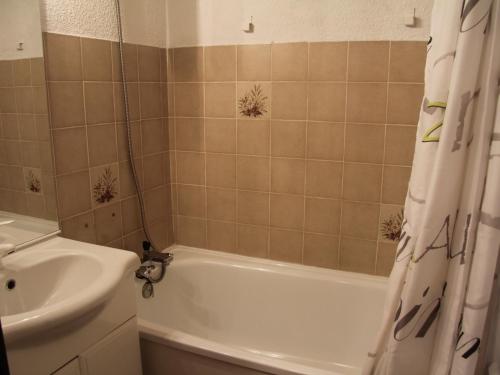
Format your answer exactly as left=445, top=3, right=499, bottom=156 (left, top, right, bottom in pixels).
left=363, top=0, right=500, bottom=374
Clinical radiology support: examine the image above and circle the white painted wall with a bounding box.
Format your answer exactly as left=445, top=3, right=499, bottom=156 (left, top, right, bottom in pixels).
left=166, top=0, right=434, bottom=48
left=39, top=0, right=167, bottom=47
left=0, top=0, right=44, bottom=59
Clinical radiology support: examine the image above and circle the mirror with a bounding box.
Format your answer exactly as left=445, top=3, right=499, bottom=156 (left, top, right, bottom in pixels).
left=0, top=0, right=59, bottom=247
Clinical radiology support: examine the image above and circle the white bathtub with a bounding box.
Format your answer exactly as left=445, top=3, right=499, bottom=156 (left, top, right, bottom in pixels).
left=136, top=245, right=388, bottom=375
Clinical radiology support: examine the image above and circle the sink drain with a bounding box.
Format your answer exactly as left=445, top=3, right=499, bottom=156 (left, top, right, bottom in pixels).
left=5, top=279, right=16, bottom=290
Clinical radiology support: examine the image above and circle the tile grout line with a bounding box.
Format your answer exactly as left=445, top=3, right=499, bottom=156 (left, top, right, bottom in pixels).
left=234, top=45, right=239, bottom=253
left=301, top=43, right=311, bottom=265
left=267, top=42, right=274, bottom=259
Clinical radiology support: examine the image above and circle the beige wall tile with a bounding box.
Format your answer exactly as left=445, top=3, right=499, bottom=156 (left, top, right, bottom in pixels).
left=271, top=82, right=307, bottom=120
left=237, top=190, right=269, bottom=226
left=0, top=88, right=17, bottom=113
left=205, top=83, right=236, bottom=118
left=348, top=41, right=389, bottom=82
left=207, top=220, right=236, bottom=252
left=205, top=119, right=236, bottom=153
left=144, top=186, right=169, bottom=222
left=271, top=158, right=305, bottom=194
left=60, top=212, right=96, bottom=243
left=205, top=46, right=236, bottom=82
left=87, top=124, right=118, bottom=167
left=385, top=125, right=416, bottom=165
left=303, top=233, right=339, bottom=269
left=207, top=187, right=236, bottom=221
left=389, top=42, right=427, bottom=83
left=45, top=33, right=82, bottom=81
left=121, top=196, right=141, bottom=233
left=237, top=156, right=269, bottom=191
left=13, top=59, right=31, bottom=86
left=139, top=83, right=162, bottom=119
left=56, top=170, right=91, bottom=218
left=21, top=141, right=41, bottom=168
left=343, top=163, right=382, bottom=202
left=308, top=42, right=347, bottom=81
left=270, top=193, right=304, bottom=230
left=138, top=45, right=161, bottom=82
left=387, top=83, right=423, bottom=125
left=237, top=44, right=271, bottom=81
left=2, top=114, right=20, bottom=139
left=177, top=184, right=206, bottom=218
left=142, top=118, right=167, bottom=154
left=82, top=38, right=112, bottom=81
left=94, top=202, right=122, bottom=244
left=237, top=82, right=270, bottom=119
left=173, top=47, right=203, bottom=82
left=174, top=83, right=204, bottom=117
left=271, top=43, right=308, bottom=81
left=346, top=83, right=387, bottom=124
left=89, top=163, right=120, bottom=208
left=376, top=242, right=397, bottom=276
left=176, top=152, right=205, bottom=185
left=345, top=123, right=385, bottom=163
left=341, top=201, right=380, bottom=240
left=122, top=43, right=139, bottom=82
left=305, top=160, right=342, bottom=198
left=175, top=117, right=204, bottom=151
left=52, top=127, right=88, bottom=174
left=237, top=119, right=270, bottom=155
left=206, top=153, right=236, bottom=188
left=382, top=166, right=411, bottom=204
left=340, top=237, right=376, bottom=274
left=33, top=86, right=49, bottom=115
left=175, top=215, right=206, bottom=247
left=305, top=197, right=340, bottom=235
left=143, top=153, right=164, bottom=189
left=271, top=121, right=306, bottom=157
left=269, top=228, right=302, bottom=263
left=236, top=224, right=269, bottom=258
left=30, top=58, right=46, bottom=86
left=48, top=82, right=85, bottom=127
left=0, top=61, right=14, bottom=87
left=307, top=122, right=344, bottom=161
left=84, top=82, right=114, bottom=125
left=15, top=87, right=34, bottom=114
left=308, top=83, right=346, bottom=122
left=379, top=204, right=404, bottom=242
left=119, top=160, right=142, bottom=198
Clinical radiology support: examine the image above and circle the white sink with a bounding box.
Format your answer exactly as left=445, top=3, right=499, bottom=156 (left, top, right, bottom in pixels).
left=0, top=236, right=139, bottom=343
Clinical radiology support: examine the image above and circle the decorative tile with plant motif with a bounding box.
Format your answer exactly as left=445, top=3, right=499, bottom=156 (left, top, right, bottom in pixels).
left=23, top=168, right=42, bottom=194
left=380, top=208, right=404, bottom=241
left=91, top=165, right=119, bottom=206
left=238, top=84, right=268, bottom=118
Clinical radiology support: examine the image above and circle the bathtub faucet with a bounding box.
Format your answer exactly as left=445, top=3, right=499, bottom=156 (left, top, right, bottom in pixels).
left=135, top=241, right=173, bottom=285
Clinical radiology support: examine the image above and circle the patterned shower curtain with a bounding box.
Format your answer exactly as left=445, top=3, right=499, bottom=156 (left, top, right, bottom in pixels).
left=363, top=0, right=500, bottom=374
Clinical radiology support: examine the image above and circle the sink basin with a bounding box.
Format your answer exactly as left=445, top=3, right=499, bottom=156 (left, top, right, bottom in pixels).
left=0, top=236, right=139, bottom=343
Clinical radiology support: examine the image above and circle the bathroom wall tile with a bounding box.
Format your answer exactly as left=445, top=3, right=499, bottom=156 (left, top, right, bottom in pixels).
left=21, top=141, right=41, bottom=168
left=30, top=58, right=46, bottom=86
left=270, top=193, right=304, bottom=230
left=82, top=37, right=112, bottom=81
left=89, top=163, right=120, bottom=208
left=382, top=166, right=411, bottom=204
left=32, top=86, right=48, bottom=114
left=110, top=42, right=122, bottom=82
left=175, top=117, right=204, bottom=151
left=119, top=160, right=142, bottom=198
left=15, top=87, right=34, bottom=114
left=138, top=45, right=161, bottom=82
left=206, top=153, right=236, bottom=188
left=340, top=237, right=376, bottom=274
left=139, top=83, right=162, bottom=119
left=237, top=120, right=270, bottom=155
left=142, top=118, right=166, bottom=154
left=237, top=44, right=271, bottom=81
left=175, top=216, right=206, bottom=248
left=84, top=82, right=114, bottom=125
left=35, top=115, right=50, bottom=141
left=56, top=171, right=91, bottom=218
left=387, top=83, right=423, bottom=125
left=2, top=114, right=19, bottom=139
left=305, top=160, right=342, bottom=198
left=60, top=212, right=96, bottom=243
left=341, top=201, right=380, bottom=240
left=94, top=202, right=122, bottom=244
left=306, top=122, right=344, bottom=161
left=87, top=124, right=118, bottom=167
left=205, top=46, right=236, bottom=82
left=207, top=187, right=236, bottom=221
left=342, top=163, right=382, bottom=202
left=44, top=33, right=82, bottom=81
left=385, top=125, right=416, bottom=165
left=26, top=194, right=47, bottom=218
left=123, top=229, right=145, bottom=255
left=237, top=156, right=269, bottom=191
left=113, top=83, right=139, bottom=122
left=160, top=48, right=169, bottom=83
left=143, top=153, right=164, bottom=189
left=376, top=242, right=397, bottom=276
left=205, top=83, right=236, bottom=118
left=304, top=197, right=340, bottom=235
left=270, top=121, right=306, bottom=158
left=308, top=42, right=347, bottom=81
left=308, top=83, right=346, bottom=122
left=237, top=190, right=269, bottom=226
left=116, top=123, right=140, bottom=162
left=144, top=186, right=169, bottom=222
left=177, top=184, right=206, bottom=218
left=389, top=41, right=427, bottom=83
left=303, top=233, right=339, bottom=269
left=271, top=82, right=307, bottom=120
left=269, top=228, right=302, bottom=263
left=271, top=43, right=308, bottom=81
left=52, top=127, right=88, bottom=174
left=0, top=88, right=17, bottom=113
left=348, top=41, right=389, bottom=82
left=379, top=204, right=404, bottom=242
left=4, top=141, right=21, bottom=165
left=0, top=61, right=13, bottom=87
left=236, top=224, right=269, bottom=258
left=173, top=47, right=204, bottom=82
left=237, top=82, right=270, bottom=119
left=207, top=220, right=236, bottom=252
left=13, top=59, right=31, bottom=86
left=205, top=119, right=236, bottom=153
left=346, top=83, right=387, bottom=124
left=271, top=158, right=305, bottom=194
left=176, top=152, right=205, bottom=185
left=174, top=83, right=204, bottom=117
left=345, top=123, right=385, bottom=163
left=121, top=196, right=141, bottom=233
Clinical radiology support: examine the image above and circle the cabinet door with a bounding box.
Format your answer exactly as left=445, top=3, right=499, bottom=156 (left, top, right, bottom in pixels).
left=52, top=358, right=81, bottom=375
left=79, top=318, right=142, bottom=375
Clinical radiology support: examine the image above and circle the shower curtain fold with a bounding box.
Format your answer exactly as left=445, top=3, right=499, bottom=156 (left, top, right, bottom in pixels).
left=363, top=0, right=500, bottom=374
